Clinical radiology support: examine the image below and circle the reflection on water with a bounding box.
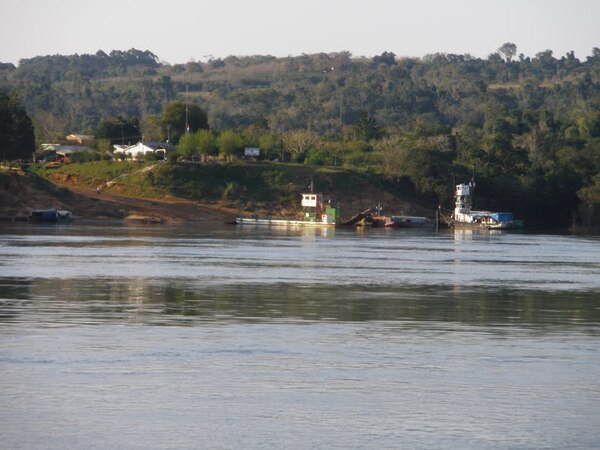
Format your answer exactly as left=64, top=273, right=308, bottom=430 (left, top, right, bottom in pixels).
left=1, top=224, right=600, bottom=328
left=2, top=225, right=600, bottom=290
left=2, top=277, right=599, bottom=329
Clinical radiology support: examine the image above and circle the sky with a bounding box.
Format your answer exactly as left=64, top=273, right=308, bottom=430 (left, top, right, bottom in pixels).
left=1, top=0, right=599, bottom=65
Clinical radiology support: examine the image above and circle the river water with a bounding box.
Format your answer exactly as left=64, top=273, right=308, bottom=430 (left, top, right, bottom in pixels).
left=1, top=224, right=599, bottom=449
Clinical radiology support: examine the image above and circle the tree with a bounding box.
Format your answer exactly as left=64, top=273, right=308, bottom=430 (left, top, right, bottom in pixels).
left=375, top=135, right=404, bottom=178
left=373, top=51, right=397, bottom=67
left=487, top=52, right=503, bottom=63
left=482, top=118, right=528, bottom=175
left=162, top=101, right=209, bottom=144
left=498, top=43, right=517, bottom=63
left=282, top=130, right=316, bottom=160
left=141, top=115, right=165, bottom=142
left=259, top=134, right=284, bottom=160
left=217, top=130, right=243, bottom=160
left=0, top=89, right=35, bottom=160
left=586, top=47, right=600, bottom=64
left=304, top=147, right=335, bottom=166
left=197, top=129, right=217, bottom=159
left=351, top=111, right=383, bottom=141
left=178, top=132, right=199, bottom=160
left=95, top=116, right=141, bottom=145
left=375, top=134, right=455, bottom=201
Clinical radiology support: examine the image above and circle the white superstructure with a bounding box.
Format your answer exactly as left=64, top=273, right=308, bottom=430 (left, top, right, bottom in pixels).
left=451, top=183, right=514, bottom=229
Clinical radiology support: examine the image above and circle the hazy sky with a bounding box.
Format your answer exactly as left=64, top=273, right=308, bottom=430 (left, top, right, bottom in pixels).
left=1, top=0, right=598, bottom=65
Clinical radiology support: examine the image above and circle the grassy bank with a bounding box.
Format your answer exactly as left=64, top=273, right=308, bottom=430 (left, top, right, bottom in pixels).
left=33, top=160, right=433, bottom=218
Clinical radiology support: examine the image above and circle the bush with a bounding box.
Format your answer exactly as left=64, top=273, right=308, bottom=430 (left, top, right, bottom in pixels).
left=304, top=147, right=335, bottom=166
left=143, top=151, right=157, bottom=162
left=222, top=181, right=241, bottom=201
left=167, top=150, right=180, bottom=163
left=70, top=151, right=101, bottom=163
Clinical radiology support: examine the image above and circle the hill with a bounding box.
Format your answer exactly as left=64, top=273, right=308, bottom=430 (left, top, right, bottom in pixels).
left=1, top=48, right=599, bottom=138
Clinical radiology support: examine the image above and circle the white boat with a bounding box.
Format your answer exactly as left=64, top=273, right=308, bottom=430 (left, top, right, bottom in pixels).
left=451, top=183, right=514, bottom=229
left=236, top=192, right=338, bottom=227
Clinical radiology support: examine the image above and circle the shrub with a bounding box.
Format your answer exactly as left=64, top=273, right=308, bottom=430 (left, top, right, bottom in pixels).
left=304, top=147, right=335, bottom=166
left=70, top=151, right=101, bottom=163
left=167, top=150, right=180, bottom=163
left=222, top=181, right=241, bottom=201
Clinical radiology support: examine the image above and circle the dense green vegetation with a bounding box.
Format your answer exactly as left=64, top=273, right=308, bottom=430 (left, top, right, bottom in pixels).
left=2, top=46, right=600, bottom=227
left=0, top=88, right=35, bottom=160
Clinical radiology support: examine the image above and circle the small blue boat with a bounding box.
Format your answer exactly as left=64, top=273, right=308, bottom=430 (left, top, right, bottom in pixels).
left=29, top=209, right=73, bottom=223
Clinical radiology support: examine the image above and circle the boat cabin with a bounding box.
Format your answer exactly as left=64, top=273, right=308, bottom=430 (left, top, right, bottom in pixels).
left=454, top=183, right=473, bottom=219
left=452, top=183, right=514, bottom=229
left=301, top=193, right=337, bottom=224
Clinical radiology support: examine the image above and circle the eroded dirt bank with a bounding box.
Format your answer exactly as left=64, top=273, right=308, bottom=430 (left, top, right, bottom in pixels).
left=0, top=170, right=233, bottom=223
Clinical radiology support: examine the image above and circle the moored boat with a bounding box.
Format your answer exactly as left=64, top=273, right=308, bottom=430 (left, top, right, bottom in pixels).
left=29, top=209, right=73, bottom=223
left=449, top=183, right=514, bottom=229
left=236, top=192, right=338, bottom=227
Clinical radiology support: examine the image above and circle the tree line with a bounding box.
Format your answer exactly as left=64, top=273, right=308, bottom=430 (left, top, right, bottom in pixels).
left=1, top=44, right=600, bottom=227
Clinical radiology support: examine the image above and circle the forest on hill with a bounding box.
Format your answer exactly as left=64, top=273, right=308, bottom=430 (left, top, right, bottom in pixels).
left=1, top=46, right=600, bottom=227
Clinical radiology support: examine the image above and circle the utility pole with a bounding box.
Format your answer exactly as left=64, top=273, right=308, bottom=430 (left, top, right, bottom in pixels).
left=185, top=84, right=189, bottom=135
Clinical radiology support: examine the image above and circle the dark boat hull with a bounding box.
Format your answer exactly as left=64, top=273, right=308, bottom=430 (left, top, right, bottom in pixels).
left=29, top=209, right=72, bottom=223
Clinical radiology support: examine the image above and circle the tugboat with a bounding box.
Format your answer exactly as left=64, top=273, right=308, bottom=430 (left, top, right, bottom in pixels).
left=235, top=192, right=339, bottom=227
left=449, top=182, right=514, bottom=229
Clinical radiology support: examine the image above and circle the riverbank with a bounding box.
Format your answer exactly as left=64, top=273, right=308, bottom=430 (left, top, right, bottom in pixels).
left=0, top=169, right=234, bottom=223
left=74, top=184, right=234, bottom=223
left=3, top=161, right=434, bottom=224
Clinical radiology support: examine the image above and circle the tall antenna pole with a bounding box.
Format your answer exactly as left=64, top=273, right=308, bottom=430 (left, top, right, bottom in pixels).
left=185, top=84, right=189, bottom=134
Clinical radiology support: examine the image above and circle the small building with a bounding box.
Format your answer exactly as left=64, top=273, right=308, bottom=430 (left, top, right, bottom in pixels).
left=112, top=144, right=129, bottom=153
left=39, top=143, right=95, bottom=163
left=41, top=144, right=94, bottom=154
left=112, top=141, right=175, bottom=160
left=244, top=147, right=260, bottom=160
left=66, top=134, right=94, bottom=146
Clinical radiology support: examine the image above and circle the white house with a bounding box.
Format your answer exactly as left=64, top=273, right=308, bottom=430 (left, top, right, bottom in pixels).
left=112, top=141, right=174, bottom=160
